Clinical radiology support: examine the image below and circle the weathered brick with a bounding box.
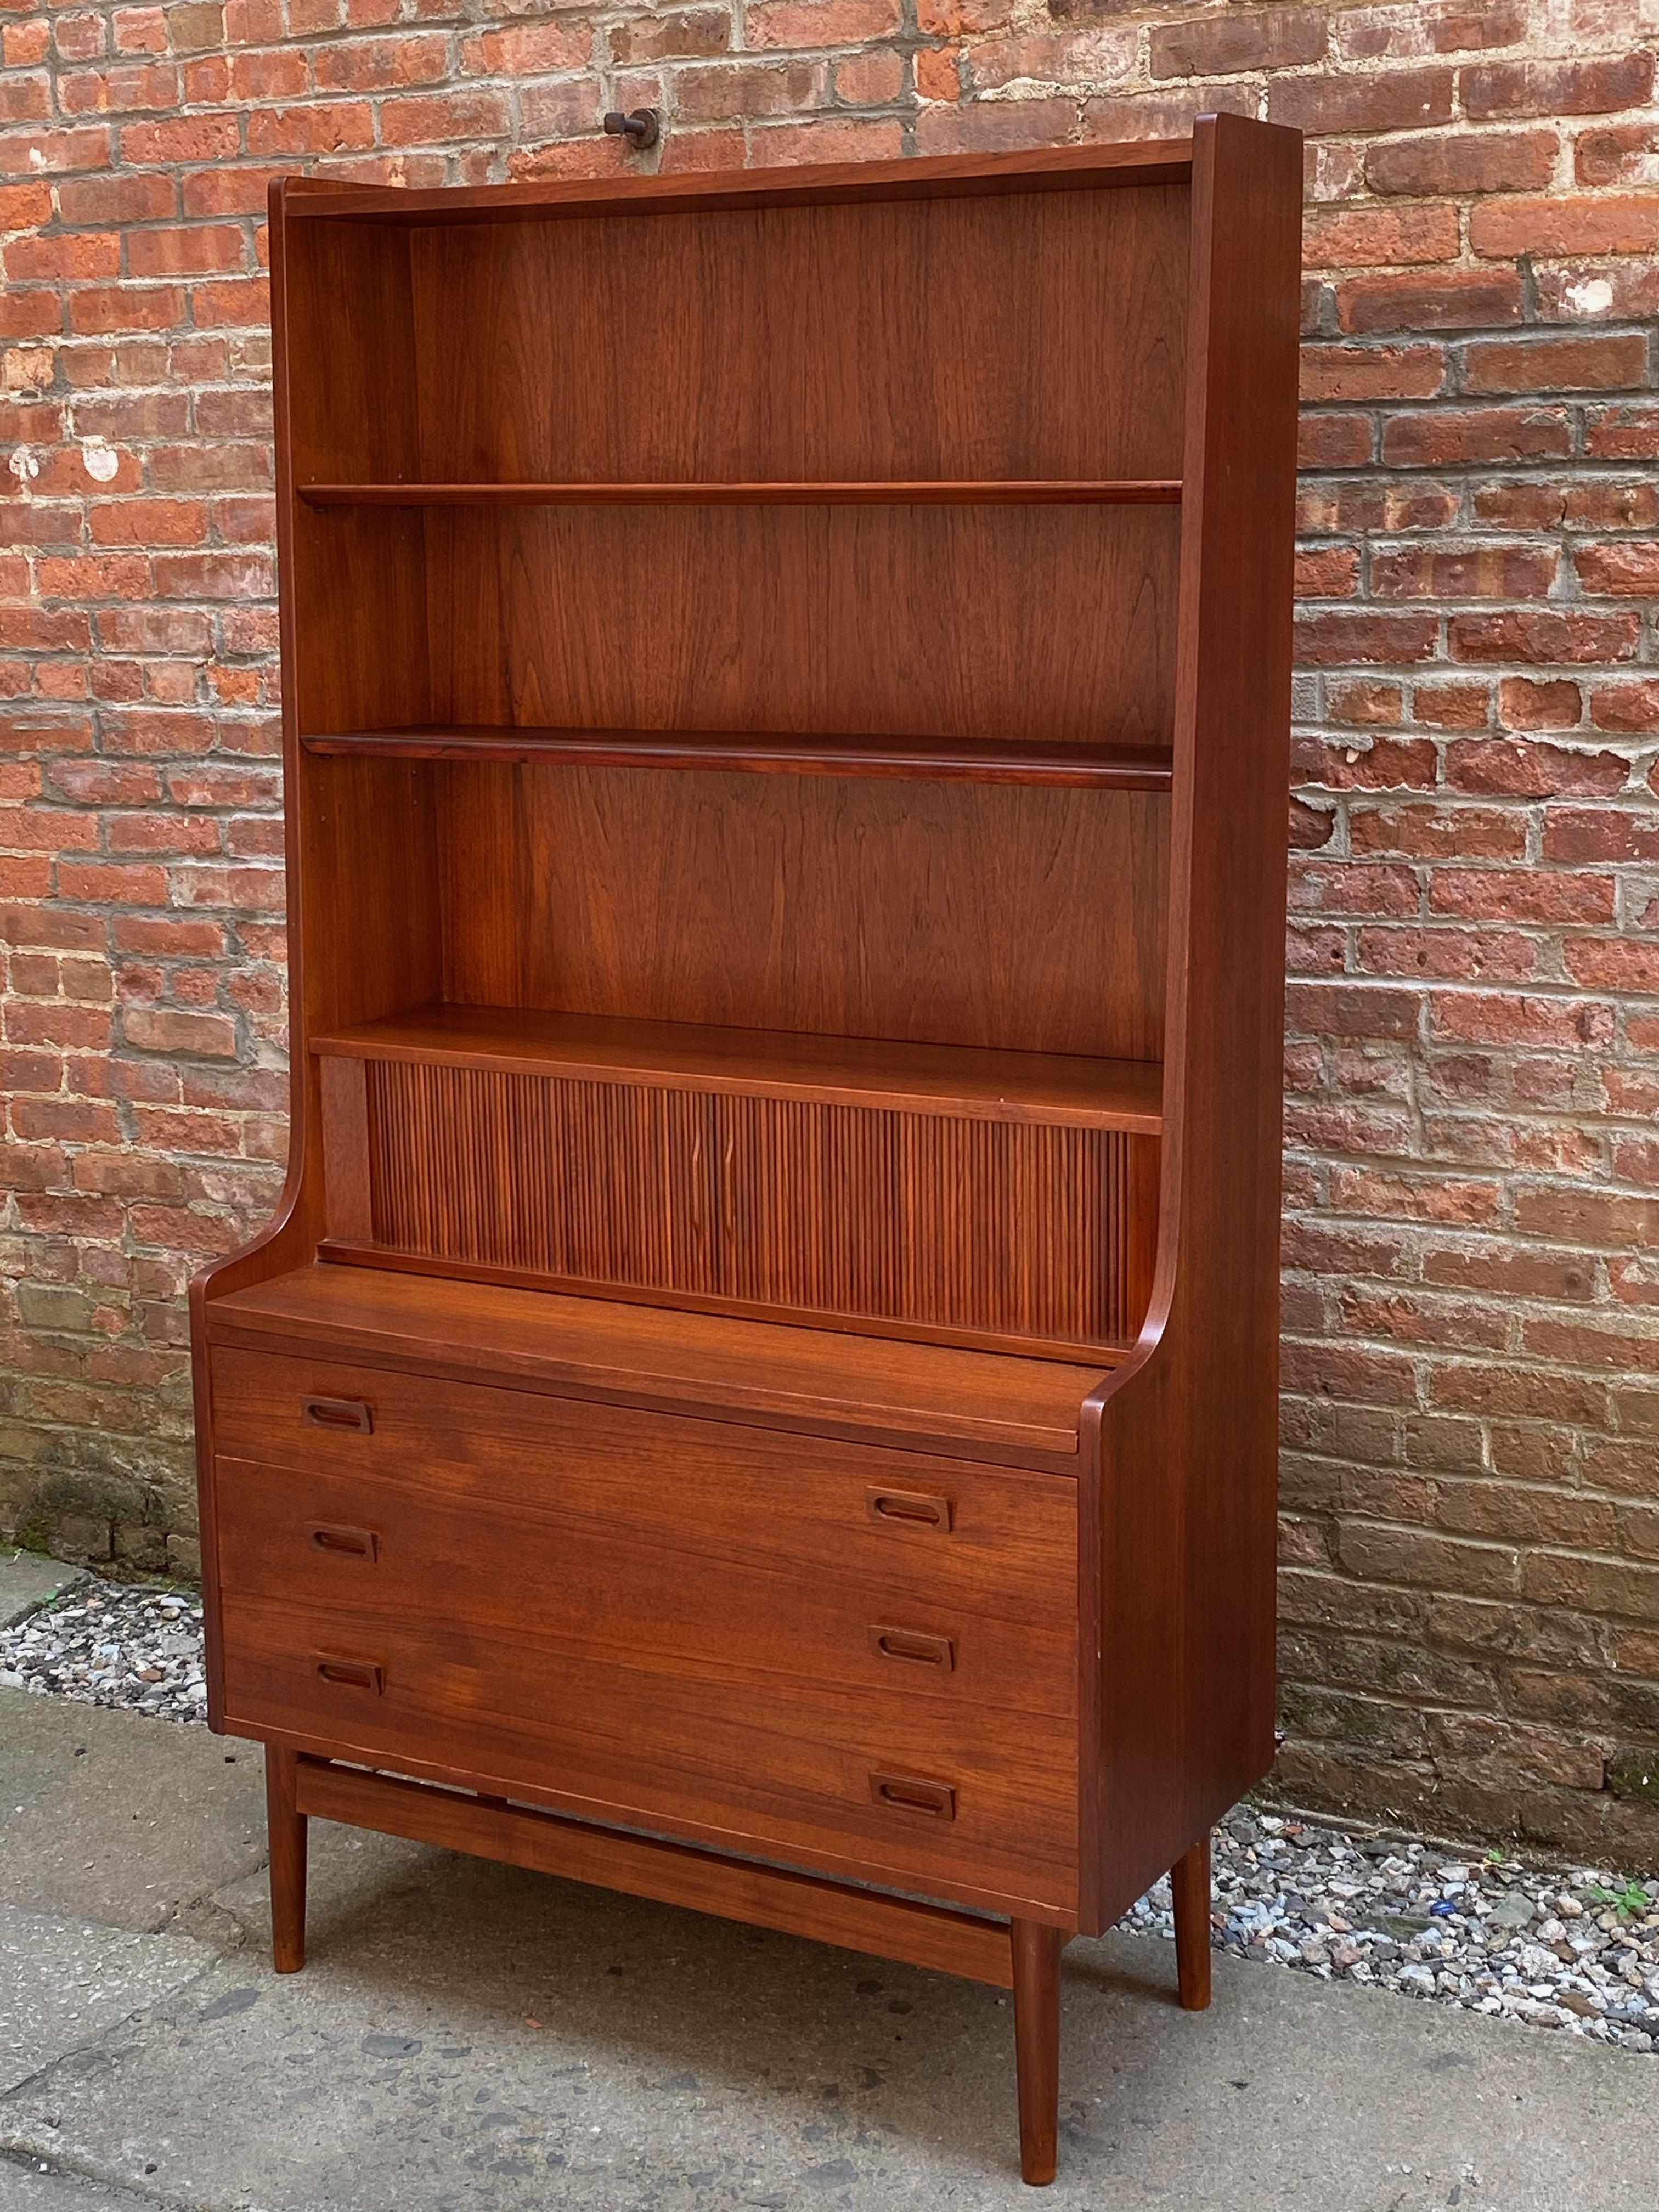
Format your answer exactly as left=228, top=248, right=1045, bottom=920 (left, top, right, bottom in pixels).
left=1304, top=204, right=1459, bottom=270
left=1462, top=52, right=1655, bottom=122
left=1268, top=66, right=1453, bottom=136
left=1461, top=332, right=1650, bottom=396
left=1335, top=269, right=1523, bottom=334
left=1471, top=193, right=1659, bottom=261
left=1150, top=7, right=1325, bottom=80
left=1367, top=128, right=1557, bottom=198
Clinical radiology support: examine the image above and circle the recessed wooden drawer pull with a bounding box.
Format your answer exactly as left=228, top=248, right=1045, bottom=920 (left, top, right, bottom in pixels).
left=313, top=1655, right=383, bottom=1694
left=870, top=1770, right=956, bottom=1820
left=869, top=1624, right=955, bottom=1671
left=301, top=1395, right=373, bottom=1434
left=866, top=1486, right=953, bottom=1532
left=306, top=1522, right=379, bottom=1561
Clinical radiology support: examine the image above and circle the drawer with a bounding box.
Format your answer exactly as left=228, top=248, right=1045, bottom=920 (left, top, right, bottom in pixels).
left=208, top=1346, right=1077, bottom=1628
left=207, top=1350, right=1080, bottom=1912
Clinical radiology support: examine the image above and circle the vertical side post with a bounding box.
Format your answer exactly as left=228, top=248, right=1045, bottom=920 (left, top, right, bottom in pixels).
left=266, top=1744, right=308, bottom=1973
left=1171, top=1832, right=1212, bottom=2011
left=1011, top=1919, right=1063, bottom=2186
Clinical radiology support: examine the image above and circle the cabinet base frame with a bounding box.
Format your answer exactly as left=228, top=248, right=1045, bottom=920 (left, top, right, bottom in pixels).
left=270, top=1748, right=1092, bottom=2183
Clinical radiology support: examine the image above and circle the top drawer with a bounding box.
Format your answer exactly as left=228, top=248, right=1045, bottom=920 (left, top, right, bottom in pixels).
left=207, top=1344, right=1075, bottom=1618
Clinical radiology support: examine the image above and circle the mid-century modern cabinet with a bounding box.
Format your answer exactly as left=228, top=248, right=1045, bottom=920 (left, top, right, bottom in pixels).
left=190, top=114, right=1301, bottom=2185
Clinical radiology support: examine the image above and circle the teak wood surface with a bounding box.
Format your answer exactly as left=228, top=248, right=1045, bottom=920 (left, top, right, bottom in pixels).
left=189, top=117, right=1301, bottom=2188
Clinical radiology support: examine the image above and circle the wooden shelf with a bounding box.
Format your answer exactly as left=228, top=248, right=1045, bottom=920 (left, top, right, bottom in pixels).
left=207, top=1263, right=1105, bottom=1460
left=301, top=725, right=1176, bottom=791
left=296, top=479, right=1183, bottom=508
left=312, top=1004, right=1165, bottom=1135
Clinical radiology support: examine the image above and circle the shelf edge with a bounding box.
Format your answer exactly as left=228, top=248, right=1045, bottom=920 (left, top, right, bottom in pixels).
left=296, top=479, right=1184, bottom=507
left=300, top=729, right=1176, bottom=792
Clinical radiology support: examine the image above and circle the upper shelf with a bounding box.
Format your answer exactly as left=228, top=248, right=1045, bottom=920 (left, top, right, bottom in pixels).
left=301, top=725, right=1175, bottom=791
left=312, top=1003, right=1165, bottom=1135
left=296, top=480, right=1184, bottom=509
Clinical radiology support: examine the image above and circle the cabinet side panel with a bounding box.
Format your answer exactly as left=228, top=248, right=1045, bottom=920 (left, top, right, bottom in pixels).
left=1087, top=114, right=1302, bottom=1931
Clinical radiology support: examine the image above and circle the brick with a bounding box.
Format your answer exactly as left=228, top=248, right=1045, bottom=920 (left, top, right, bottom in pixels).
left=1382, top=405, right=1571, bottom=467
left=1370, top=544, right=1558, bottom=600
left=1368, top=127, right=1559, bottom=198
left=312, top=30, right=451, bottom=88
left=1268, top=67, right=1453, bottom=136
left=1444, top=737, right=1629, bottom=798
left=1294, top=611, right=1440, bottom=667
left=1304, top=204, right=1459, bottom=270
left=1298, top=412, right=1373, bottom=467
left=1299, top=344, right=1443, bottom=403
left=1577, top=541, right=1659, bottom=597
left=1150, top=7, right=1325, bottom=79
left=122, top=1004, right=236, bottom=1057
left=1462, top=332, right=1649, bottom=397
left=120, top=112, right=239, bottom=163
left=1463, top=52, right=1655, bottom=122
left=746, top=0, right=901, bottom=46
left=0, top=0, right=1655, bottom=1860
left=1471, top=194, right=1659, bottom=261
left=1448, top=611, right=1642, bottom=667
left=1497, top=677, right=1582, bottom=731
left=1577, top=121, right=1659, bottom=190
left=245, top=99, right=374, bottom=153
left=1591, top=682, right=1659, bottom=736
left=1335, top=269, right=1523, bottom=335
left=1585, top=405, right=1659, bottom=461
left=1350, top=805, right=1524, bottom=861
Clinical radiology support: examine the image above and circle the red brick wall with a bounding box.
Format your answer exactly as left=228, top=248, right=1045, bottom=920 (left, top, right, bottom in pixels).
left=2, top=0, right=1657, bottom=1860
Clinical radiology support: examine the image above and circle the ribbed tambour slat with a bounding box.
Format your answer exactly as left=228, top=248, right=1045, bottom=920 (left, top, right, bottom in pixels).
left=364, top=1060, right=1146, bottom=1351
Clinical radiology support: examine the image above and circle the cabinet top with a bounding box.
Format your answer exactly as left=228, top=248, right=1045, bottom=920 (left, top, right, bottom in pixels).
left=277, top=133, right=1211, bottom=229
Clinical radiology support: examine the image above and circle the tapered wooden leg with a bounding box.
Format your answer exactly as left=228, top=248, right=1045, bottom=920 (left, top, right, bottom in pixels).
left=265, top=1745, right=308, bottom=1973
left=1171, top=1833, right=1212, bottom=2011
left=1011, top=1919, right=1062, bottom=2186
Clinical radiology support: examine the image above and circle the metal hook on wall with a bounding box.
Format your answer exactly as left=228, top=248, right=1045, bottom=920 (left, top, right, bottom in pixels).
left=603, top=109, right=661, bottom=151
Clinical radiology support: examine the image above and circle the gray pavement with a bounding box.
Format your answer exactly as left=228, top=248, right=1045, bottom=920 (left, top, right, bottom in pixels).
left=0, top=1559, right=87, bottom=1635
left=0, top=1683, right=1652, bottom=2212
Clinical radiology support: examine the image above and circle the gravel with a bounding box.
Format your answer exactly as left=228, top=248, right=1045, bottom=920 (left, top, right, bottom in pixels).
left=0, top=1579, right=206, bottom=1722
left=5, top=1575, right=1656, bottom=2052
left=1127, top=1805, right=1659, bottom=2053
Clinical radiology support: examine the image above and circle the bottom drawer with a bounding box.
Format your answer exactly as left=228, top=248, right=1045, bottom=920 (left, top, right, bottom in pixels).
left=212, top=1436, right=1080, bottom=1915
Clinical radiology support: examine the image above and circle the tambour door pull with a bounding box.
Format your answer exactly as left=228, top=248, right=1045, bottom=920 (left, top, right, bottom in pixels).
left=869, top=1624, right=956, bottom=1672
left=314, top=1656, right=383, bottom=1694
left=866, top=1486, right=953, bottom=1532
left=306, top=1522, right=379, bottom=1561
left=302, top=1395, right=373, bottom=1434
left=870, top=1770, right=956, bottom=1820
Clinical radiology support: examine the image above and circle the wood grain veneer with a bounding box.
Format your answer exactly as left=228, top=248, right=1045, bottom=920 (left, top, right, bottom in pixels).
left=193, top=121, right=1301, bottom=2187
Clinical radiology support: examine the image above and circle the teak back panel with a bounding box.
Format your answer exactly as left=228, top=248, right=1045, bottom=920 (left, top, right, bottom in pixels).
left=438, top=766, right=1170, bottom=1064
left=406, top=187, right=1189, bottom=481
left=422, top=504, right=1177, bottom=751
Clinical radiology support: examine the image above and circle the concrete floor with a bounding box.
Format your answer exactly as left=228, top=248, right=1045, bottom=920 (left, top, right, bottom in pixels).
left=2, top=1682, right=1655, bottom=2212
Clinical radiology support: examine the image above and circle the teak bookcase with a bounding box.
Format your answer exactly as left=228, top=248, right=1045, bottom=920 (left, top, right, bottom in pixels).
left=190, top=114, right=1301, bottom=2186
